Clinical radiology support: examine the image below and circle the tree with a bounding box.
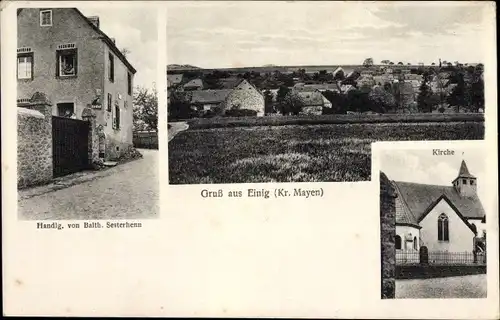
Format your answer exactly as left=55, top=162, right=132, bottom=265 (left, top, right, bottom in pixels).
left=334, top=69, right=345, bottom=81
left=346, top=89, right=372, bottom=113
left=120, top=48, right=131, bottom=58
left=363, top=57, right=374, bottom=67
left=276, top=85, right=290, bottom=114
left=281, top=91, right=306, bottom=115
left=447, top=72, right=466, bottom=112
left=322, top=90, right=347, bottom=114
left=389, top=61, right=395, bottom=65
left=417, top=72, right=434, bottom=112
left=381, top=60, right=390, bottom=65
left=263, top=89, right=275, bottom=114
left=397, top=62, right=403, bottom=65
left=369, top=86, right=396, bottom=113
left=134, top=85, right=158, bottom=130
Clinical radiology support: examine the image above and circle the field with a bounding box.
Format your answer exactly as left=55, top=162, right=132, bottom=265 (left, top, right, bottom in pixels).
left=168, top=122, right=484, bottom=184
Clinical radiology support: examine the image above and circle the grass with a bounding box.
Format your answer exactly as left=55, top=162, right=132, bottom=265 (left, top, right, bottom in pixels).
left=168, top=122, right=484, bottom=184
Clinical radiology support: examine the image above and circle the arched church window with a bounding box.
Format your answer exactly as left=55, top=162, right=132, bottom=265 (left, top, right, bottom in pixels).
left=395, top=235, right=402, bottom=250
left=438, top=213, right=449, bottom=241
left=413, top=237, right=417, bottom=250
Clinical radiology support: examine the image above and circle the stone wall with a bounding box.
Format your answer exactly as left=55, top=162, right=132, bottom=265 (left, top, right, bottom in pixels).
left=380, top=171, right=396, bottom=299
left=17, top=94, right=53, bottom=188
left=224, top=80, right=265, bottom=116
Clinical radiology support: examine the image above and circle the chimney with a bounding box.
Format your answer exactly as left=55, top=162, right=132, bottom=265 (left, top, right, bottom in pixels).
left=111, top=38, right=116, bottom=44
left=87, top=16, right=100, bottom=29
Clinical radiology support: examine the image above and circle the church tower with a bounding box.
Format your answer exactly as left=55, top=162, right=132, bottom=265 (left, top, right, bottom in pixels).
left=452, top=160, right=477, bottom=197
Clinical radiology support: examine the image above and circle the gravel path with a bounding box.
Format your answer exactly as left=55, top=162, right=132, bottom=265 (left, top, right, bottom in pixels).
left=396, top=274, right=487, bottom=299
left=18, top=149, right=159, bottom=220
left=168, top=121, right=189, bottom=142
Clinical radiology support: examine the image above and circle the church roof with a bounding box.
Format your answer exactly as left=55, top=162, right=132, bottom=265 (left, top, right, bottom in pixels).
left=456, top=160, right=476, bottom=179
left=391, top=181, right=485, bottom=222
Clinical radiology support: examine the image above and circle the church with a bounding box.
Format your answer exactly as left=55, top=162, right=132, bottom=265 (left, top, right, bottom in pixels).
left=391, top=160, right=486, bottom=254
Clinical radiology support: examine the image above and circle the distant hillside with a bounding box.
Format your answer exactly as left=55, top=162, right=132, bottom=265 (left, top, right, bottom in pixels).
left=167, top=64, right=201, bottom=71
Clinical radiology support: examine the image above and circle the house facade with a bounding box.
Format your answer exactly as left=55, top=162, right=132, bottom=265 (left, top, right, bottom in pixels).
left=392, top=160, right=485, bottom=254
left=17, top=8, right=136, bottom=160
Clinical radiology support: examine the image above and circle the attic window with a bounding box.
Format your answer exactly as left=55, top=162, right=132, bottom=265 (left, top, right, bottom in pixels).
left=40, top=10, right=52, bottom=26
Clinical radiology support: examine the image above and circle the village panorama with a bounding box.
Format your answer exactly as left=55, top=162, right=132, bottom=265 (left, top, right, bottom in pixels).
left=167, top=60, right=485, bottom=184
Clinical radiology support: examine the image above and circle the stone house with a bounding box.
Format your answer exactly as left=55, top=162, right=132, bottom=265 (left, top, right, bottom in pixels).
left=391, top=160, right=485, bottom=255
left=17, top=8, right=136, bottom=160
left=180, top=79, right=264, bottom=116
left=293, top=89, right=332, bottom=115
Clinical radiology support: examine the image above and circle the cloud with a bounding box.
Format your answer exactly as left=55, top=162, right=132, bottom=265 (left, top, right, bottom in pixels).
left=79, top=7, right=158, bottom=89
left=166, top=2, right=492, bottom=67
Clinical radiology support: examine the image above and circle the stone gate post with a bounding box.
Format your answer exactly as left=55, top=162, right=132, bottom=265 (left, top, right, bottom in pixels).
left=81, top=106, right=99, bottom=165
left=17, top=92, right=54, bottom=188
left=380, top=171, right=397, bottom=299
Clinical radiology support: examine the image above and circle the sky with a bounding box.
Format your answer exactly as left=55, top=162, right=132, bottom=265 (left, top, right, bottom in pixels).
left=379, top=147, right=487, bottom=207
left=79, top=7, right=157, bottom=89
left=167, top=1, right=492, bottom=68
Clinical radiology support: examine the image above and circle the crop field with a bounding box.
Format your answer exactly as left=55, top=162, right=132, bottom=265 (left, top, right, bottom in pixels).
left=168, top=122, right=484, bottom=184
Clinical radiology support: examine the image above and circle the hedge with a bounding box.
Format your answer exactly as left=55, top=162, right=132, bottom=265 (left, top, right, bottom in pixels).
left=187, top=113, right=484, bottom=129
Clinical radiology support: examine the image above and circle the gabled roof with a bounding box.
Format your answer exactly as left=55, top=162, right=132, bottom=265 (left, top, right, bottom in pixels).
left=183, top=78, right=204, bottom=88
left=295, top=90, right=325, bottom=106
left=18, top=8, right=136, bottom=74
left=168, top=74, right=184, bottom=85
left=392, top=181, right=485, bottom=220
left=189, top=89, right=232, bottom=104
left=220, top=78, right=245, bottom=89
left=455, top=160, right=476, bottom=179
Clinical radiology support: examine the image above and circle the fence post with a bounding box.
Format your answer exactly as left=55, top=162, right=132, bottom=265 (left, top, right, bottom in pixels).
left=380, top=171, right=396, bottom=299
left=81, top=106, right=99, bottom=165
left=419, top=246, right=429, bottom=265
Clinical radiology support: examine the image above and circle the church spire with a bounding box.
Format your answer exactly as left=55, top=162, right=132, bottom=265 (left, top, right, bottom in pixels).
left=457, top=160, right=475, bottom=178
left=453, top=160, right=477, bottom=197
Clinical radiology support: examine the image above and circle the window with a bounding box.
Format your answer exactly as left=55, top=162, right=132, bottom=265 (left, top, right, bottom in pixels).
left=113, top=101, right=120, bottom=130
left=462, top=179, right=467, bottom=184
left=17, top=53, right=33, bottom=80
left=413, top=237, right=417, bottom=250
left=57, top=103, right=75, bottom=118
left=40, top=10, right=52, bottom=26
left=127, top=73, right=132, bottom=95
left=438, top=213, right=449, bottom=241
left=57, top=49, right=77, bottom=77
left=470, top=180, right=475, bottom=185
left=108, top=53, right=114, bottom=82
left=107, top=93, right=112, bottom=112
left=395, top=235, right=401, bottom=250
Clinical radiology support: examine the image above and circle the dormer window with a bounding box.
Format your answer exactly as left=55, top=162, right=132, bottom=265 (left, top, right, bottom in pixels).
left=40, top=10, right=52, bottom=26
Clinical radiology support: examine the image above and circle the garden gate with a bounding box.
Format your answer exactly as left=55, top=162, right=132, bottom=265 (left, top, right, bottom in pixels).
left=52, top=116, right=90, bottom=177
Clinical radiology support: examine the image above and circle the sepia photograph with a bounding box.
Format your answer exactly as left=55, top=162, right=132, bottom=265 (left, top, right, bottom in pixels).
left=167, top=2, right=486, bottom=184
left=379, top=145, right=487, bottom=299
left=16, top=7, right=159, bottom=220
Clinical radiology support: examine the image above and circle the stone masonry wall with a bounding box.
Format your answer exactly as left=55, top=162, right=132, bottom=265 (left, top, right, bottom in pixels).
left=17, top=103, right=53, bottom=188
left=224, top=80, right=265, bottom=116
left=380, top=171, right=396, bottom=299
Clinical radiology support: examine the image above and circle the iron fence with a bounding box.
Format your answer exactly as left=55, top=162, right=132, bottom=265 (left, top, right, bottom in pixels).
left=396, top=250, right=486, bottom=266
